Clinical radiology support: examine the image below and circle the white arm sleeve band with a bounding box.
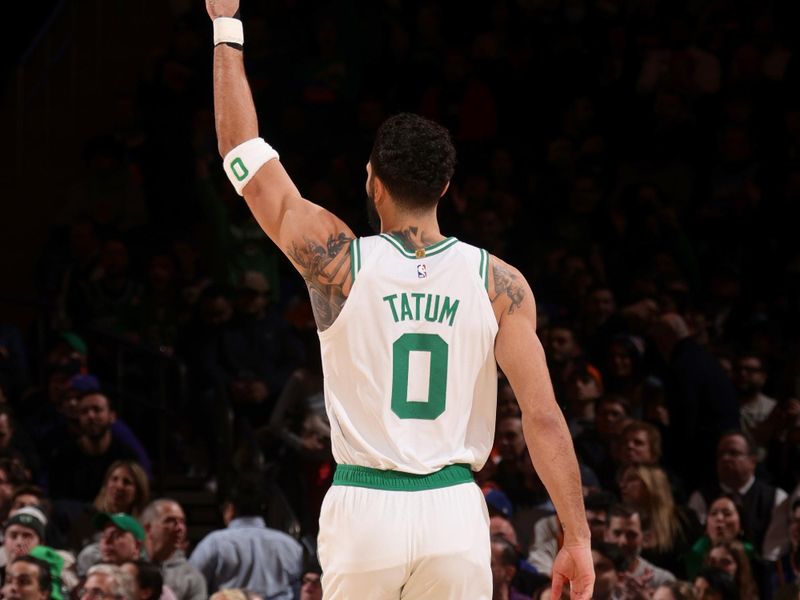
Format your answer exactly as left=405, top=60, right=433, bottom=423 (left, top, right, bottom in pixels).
left=222, top=138, right=279, bottom=196
left=213, top=17, right=244, bottom=46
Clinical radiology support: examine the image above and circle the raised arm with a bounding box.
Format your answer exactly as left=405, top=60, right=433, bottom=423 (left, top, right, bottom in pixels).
left=206, top=0, right=354, bottom=330
left=489, top=255, right=594, bottom=600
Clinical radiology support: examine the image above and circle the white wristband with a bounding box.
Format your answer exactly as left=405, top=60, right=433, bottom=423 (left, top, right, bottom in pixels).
left=223, top=138, right=279, bottom=195
left=213, top=17, right=244, bottom=47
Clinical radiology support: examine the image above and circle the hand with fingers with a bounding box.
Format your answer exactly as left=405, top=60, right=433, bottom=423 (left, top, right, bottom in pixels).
left=551, top=542, right=595, bottom=600
left=206, top=0, right=240, bottom=19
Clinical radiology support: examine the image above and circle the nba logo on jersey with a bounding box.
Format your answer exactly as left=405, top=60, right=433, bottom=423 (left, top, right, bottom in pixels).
left=417, top=264, right=427, bottom=278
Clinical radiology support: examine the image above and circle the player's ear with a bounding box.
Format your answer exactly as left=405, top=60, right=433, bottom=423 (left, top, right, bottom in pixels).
left=373, top=175, right=387, bottom=205
left=440, top=181, right=450, bottom=198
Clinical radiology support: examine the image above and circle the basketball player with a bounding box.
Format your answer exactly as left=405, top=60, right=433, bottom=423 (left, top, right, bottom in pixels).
left=205, top=1, right=594, bottom=598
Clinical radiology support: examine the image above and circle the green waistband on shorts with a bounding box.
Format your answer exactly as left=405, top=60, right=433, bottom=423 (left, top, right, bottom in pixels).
left=332, top=463, right=474, bottom=491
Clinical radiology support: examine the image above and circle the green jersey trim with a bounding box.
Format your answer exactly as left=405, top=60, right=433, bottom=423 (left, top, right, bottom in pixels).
left=378, top=234, right=459, bottom=259
left=332, top=463, right=473, bottom=491
left=479, top=249, right=489, bottom=290
left=349, top=238, right=362, bottom=282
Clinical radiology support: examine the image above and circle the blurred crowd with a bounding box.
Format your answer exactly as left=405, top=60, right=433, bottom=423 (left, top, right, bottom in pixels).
left=2, top=0, right=800, bottom=598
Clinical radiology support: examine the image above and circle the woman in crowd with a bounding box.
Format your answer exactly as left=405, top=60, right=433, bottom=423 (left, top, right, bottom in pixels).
left=706, top=540, right=759, bottom=600
left=618, top=463, right=697, bottom=577
left=94, top=460, right=150, bottom=517
left=686, top=494, right=755, bottom=580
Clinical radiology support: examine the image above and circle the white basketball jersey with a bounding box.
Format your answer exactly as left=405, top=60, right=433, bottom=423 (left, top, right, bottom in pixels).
left=317, top=234, right=499, bottom=474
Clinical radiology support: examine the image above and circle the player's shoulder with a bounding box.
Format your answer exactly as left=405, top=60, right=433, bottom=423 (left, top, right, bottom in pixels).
left=487, top=254, right=534, bottom=319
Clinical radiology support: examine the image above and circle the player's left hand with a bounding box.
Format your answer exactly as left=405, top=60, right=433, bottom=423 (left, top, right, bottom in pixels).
left=206, top=0, right=240, bottom=20
left=550, top=542, right=594, bottom=600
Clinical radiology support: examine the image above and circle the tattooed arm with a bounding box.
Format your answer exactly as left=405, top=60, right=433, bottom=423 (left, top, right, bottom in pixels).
left=489, top=255, right=594, bottom=600
left=207, top=0, right=354, bottom=330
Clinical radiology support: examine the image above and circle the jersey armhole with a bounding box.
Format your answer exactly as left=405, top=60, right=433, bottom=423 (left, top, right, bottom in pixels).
left=478, top=248, right=489, bottom=292
left=350, top=238, right=362, bottom=283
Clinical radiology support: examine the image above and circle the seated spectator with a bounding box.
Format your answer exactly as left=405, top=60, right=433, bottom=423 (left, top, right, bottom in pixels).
left=1, top=507, right=48, bottom=577
left=590, top=541, right=626, bottom=600
left=491, top=535, right=532, bottom=600
left=686, top=494, right=755, bottom=580
left=58, top=459, right=149, bottom=554
left=731, top=352, right=776, bottom=460
left=575, top=394, right=631, bottom=489
left=2, top=555, right=53, bottom=600
left=47, top=391, right=147, bottom=503
left=603, top=334, right=646, bottom=413
left=652, top=581, right=697, bottom=600
left=770, top=498, right=800, bottom=597
left=706, top=540, right=759, bottom=600
left=563, top=361, right=603, bottom=438
left=688, top=431, right=787, bottom=549
left=0, top=407, right=40, bottom=478
left=30, top=544, right=80, bottom=600
left=618, top=421, right=662, bottom=468
left=299, top=565, right=322, bottom=600
left=121, top=560, right=178, bottom=600
left=617, top=464, right=699, bottom=577
left=0, top=458, right=32, bottom=523
left=76, top=513, right=144, bottom=576
left=140, top=499, right=206, bottom=600
left=189, top=477, right=302, bottom=598
left=693, top=566, right=740, bottom=600
left=81, top=564, right=135, bottom=600
left=604, top=504, right=676, bottom=589
left=527, top=490, right=613, bottom=575
left=7, top=486, right=64, bottom=550
left=94, top=461, right=150, bottom=518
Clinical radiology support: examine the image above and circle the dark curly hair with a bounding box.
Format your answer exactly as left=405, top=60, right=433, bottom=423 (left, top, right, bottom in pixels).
left=369, top=113, right=456, bottom=210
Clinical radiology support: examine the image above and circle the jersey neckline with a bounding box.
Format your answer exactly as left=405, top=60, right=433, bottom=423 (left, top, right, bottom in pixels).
left=378, top=233, right=459, bottom=259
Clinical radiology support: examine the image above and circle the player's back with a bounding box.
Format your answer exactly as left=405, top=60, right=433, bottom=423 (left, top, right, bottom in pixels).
left=318, top=233, right=498, bottom=474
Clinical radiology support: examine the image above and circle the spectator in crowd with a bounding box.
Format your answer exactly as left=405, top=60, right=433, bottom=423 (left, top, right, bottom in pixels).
left=220, top=271, right=304, bottom=428
left=693, top=567, right=740, bottom=600
left=604, top=504, right=676, bottom=589
left=94, top=461, right=150, bottom=518
left=1, top=555, right=53, bottom=600
left=77, top=513, right=144, bottom=576
left=491, top=535, right=531, bottom=600
left=140, top=499, right=206, bottom=600
left=2, top=507, right=48, bottom=577
left=732, top=353, right=776, bottom=460
left=705, top=540, right=759, bottom=600
left=575, top=394, right=631, bottom=488
left=617, top=464, right=698, bottom=577
left=121, top=560, right=178, bottom=600
left=770, top=498, right=800, bottom=597
left=189, top=477, right=302, bottom=599
left=47, top=391, right=145, bottom=502
left=603, top=334, right=647, bottom=412
left=0, top=407, right=40, bottom=477
left=650, top=313, right=739, bottom=488
left=590, top=541, right=626, bottom=600
left=652, top=581, right=697, bottom=600
left=81, top=564, right=135, bottom=600
left=688, top=431, right=787, bottom=548
left=29, top=544, right=79, bottom=600
left=618, top=421, right=663, bottom=468
left=528, top=490, right=613, bottom=576
left=298, top=567, right=322, bottom=600
left=563, top=361, right=604, bottom=438
left=686, top=494, right=754, bottom=580
left=0, top=458, right=32, bottom=523
left=542, top=323, right=583, bottom=405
